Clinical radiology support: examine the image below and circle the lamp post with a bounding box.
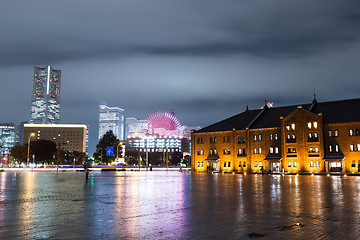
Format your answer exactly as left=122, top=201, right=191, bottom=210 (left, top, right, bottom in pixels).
left=27, top=133, right=35, bottom=167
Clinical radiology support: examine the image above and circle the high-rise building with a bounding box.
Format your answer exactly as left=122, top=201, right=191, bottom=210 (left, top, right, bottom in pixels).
left=125, top=117, right=148, bottom=139
left=0, top=123, right=16, bottom=158
left=99, top=105, right=124, bottom=140
left=30, top=66, right=61, bottom=124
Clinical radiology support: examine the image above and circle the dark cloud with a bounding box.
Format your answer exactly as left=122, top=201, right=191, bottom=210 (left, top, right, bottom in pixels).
left=0, top=0, right=359, bottom=152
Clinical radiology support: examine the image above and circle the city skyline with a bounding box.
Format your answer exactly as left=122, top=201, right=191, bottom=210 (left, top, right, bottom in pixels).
left=0, top=1, right=359, bottom=153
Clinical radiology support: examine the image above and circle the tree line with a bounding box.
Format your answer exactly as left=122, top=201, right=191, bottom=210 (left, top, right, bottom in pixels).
left=10, top=140, right=86, bottom=165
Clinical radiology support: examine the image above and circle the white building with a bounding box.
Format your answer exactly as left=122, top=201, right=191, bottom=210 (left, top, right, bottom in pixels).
left=99, top=105, right=124, bottom=140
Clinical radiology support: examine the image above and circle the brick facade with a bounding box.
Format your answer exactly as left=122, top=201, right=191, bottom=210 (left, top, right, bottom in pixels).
left=192, top=99, right=360, bottom=174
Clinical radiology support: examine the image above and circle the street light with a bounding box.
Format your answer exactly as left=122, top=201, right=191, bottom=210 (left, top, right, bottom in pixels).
left=27, top=132, right=35, bottom=167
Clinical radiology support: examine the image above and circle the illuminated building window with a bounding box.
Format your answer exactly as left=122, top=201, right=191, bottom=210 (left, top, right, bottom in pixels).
left=228, top=162, right=231, bottom=167
left=316, top=161, right=320, bottom=167
left=214, top=149, right=217, bottom=154
left=243, top=138, right=246, bottom=143
left=287, top=134, right=290, bottom=139
left=293, top=161, right=297, bottom=167
left=286, top=125, right=290, bottom=130
left=214, top=137, right=217, bottom=143
left=275, top=147, right=279, bottom=154
left=259, top=147, right=262, bottom=154
left=351, top=160, right=355, bottom=167
left=350, top=129, right=354, bottom=136
left=254, top=148, right=257, bottom=154
left=350, top=144, right=354, bottom=151
left=200, top=150, right=204, bottom=155
left=334, top=130, right=338, bottom=137
left=292, top=134, right=296, bottom=140
left=309, top=147, right=313, bottom=153
left=275, top=134, right=278, bottom=140
left=258, top=134, right=262, bottom=141
left=197, top=162, right=200, bottom=167
left=270, top=147, right=274, bottom=154
left=243, top=161, right=246, bottom=167
left=356, top=129, right=360, bottom=136
left=313, top=122, right=318, bottom=129
left=223, top=149, right=227, bottom=154
left=335, top=144, right=339, bottom=152
left=309, top=133, right=312, bottom=138
left=269, top=134, right=273, bottom=140
left=238, top=148, right=242, bottom=155
left=328, top=130, right=332, bottom=137
left=227, top=149, right=231, bottom=154
left=201, top=162, right=204, bottom=167
left=315, top=147, right=319, bottom=153
left=253, top=135, right=257, bottom=141
left=314, top=132, right=318, bottom=138
left=291, top=123, right=295, bottom=130
left=238, top=138, right=241, bottom=143
left=292, top=148, right=296, bottom=153
left=210, top=149, right=213, bottom=154
left=288, top=161, right=291, bottom=167
left=329, top=145, right=333, bottom=152
left=310, top=161, right=314, bottom=167
left=308, top=122, right=312, bottom=129
left=259, top=161, right=262, bottom=167
left=254, top=161, right=257, bottom=167
left=357, top=144, right=360, bottom=151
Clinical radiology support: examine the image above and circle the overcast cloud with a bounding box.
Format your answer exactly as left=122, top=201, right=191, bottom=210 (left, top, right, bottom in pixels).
left=0, top=0, right=359, bottom=153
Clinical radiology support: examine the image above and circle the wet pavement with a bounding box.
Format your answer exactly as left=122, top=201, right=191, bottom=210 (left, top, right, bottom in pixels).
left=0, top=171, right=359, bottom=239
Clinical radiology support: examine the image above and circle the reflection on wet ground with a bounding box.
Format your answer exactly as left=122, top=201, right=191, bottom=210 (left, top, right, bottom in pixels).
left=0, top=171, right=359, bottom=239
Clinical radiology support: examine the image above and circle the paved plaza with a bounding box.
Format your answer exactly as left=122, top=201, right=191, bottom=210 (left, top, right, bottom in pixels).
left=0, top=171, right=359, bottom=239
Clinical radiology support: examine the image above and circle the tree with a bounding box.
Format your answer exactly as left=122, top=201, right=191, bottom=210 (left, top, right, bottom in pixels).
left=10, top=143, right=27, bottom=162
left=94, top=130, right=120, bottom=164
left=170, top=151, right=182, bottom=166
left=30, top=140, right=57, bottom=164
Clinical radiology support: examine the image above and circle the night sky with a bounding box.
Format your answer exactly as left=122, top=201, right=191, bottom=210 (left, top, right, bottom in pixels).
left=1, top=0, right=359, bottom=153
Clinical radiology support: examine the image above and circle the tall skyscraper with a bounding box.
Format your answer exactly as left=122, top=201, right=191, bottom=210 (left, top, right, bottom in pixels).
left=99, top=105, right=124, bottom=140
left=30, top=66, right=61, bottom=124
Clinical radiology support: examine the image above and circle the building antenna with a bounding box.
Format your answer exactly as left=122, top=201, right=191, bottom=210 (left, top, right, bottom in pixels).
left=313, top=88, right=316, bottom=101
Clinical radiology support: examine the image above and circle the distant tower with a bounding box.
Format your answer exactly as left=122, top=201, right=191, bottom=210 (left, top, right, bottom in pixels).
left=30, top=66, right=61, bottom=124
left=98, top=105, right=125, bottom=140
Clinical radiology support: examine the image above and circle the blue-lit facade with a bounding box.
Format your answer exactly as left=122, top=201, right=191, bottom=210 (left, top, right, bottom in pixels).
left=0, top=124, right=16, bottom=158
left=30, top=66, right=61, bottom=124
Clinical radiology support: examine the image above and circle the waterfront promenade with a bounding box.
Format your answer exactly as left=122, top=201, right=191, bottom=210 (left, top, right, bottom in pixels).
left=0, top=171, right=359, bottom=239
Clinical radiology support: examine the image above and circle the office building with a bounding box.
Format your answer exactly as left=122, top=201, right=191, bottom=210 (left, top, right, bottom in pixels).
left=125, top=117, right=148, bottom=139
left=30, top=66, right=61, bottom=124
left=23, top=124, right=88, bottom=153
left=0, top=123, right=16, bottom=157
left=99, top=105, right=124, bottom=140
left=192, top=98, right=360, bottom=174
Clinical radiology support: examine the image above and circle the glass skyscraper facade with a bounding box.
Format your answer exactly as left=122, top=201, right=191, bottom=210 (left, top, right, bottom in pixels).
left=30, top=66, right=61, bottom=124
left=0, top=124, right=16, bottom=157
left=99, top=105, right=124, bottom=140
